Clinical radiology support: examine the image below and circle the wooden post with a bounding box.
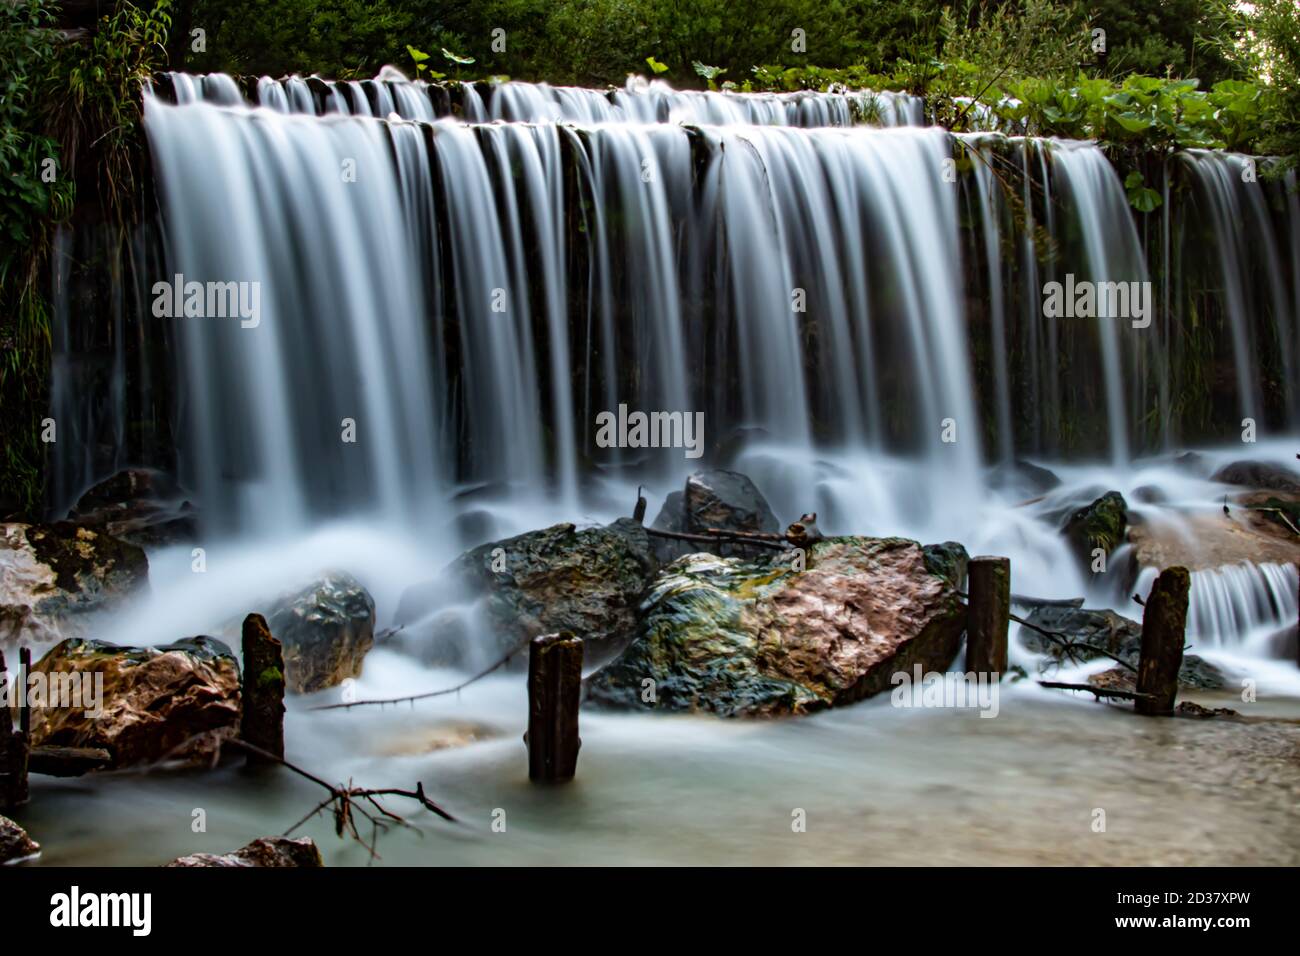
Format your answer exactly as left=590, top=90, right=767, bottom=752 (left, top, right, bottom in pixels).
left=0, top=650, right=30, bottom=811
left=1135, top=566, right=1190, bottom=716
left=966, top=556, right=1010, bottom=678
left=18, top=646, right=31, bottom=737
left=526, top=632, right=582, bottom=784
left=240, top=613, right=285, bottom=766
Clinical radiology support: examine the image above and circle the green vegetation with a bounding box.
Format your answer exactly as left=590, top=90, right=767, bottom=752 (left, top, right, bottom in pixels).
left=0, top=0, right=171, bottom=516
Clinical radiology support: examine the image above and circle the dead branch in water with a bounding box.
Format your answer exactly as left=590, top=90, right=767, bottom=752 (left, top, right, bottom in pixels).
left=1036, top=681, right=1154, bottom=702
left=310, top=636, right=533, bottom=712
left=955, top=590, right=1138, bottom=674
left=222, top=738, right=457, bottom=861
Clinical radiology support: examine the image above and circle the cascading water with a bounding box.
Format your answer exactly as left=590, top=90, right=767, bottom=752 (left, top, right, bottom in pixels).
left=72, top=71, right=1293, bottom=671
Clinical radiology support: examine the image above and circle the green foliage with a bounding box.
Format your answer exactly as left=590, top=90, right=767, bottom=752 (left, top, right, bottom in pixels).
left=938, top=0, right=1095, bottom=82
left=1084, top=0, right=1241, bottom=85
left=188, top=0, right=413, bottom=78
left=0, top=0, right=70, bottom=291
left=1, top=1, right=173, bottom=517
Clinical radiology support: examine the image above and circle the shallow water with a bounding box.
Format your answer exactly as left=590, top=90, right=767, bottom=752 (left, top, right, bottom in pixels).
left=18, top=663, right=1300, bottom=866
left=12, top=441, right=1300, bottom=866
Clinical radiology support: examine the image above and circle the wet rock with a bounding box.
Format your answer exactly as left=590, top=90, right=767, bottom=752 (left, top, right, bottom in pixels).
left=1211, top=460, right=1300, bottom=494
left=651, top=469, right=780, bottom=562
left=68, top=468, right=198, bottom=547
left=1128, top=512, right=1299, bottom=572
left=1062, top=491, right=1127, bottom=568
left=684, top=469, right=780, bottom=535
left=990, top=459, right=1061, bottom=495
left=399, top=518, right=657, bottom=666
left=0, top=815, right=40, bottom=865
left=28, top=636, right=240, bottom=769
left=0, top=522, right=148, bottom=648
left=1022, top=605, right=1227, bottom=690
left=923, top=541, right=970, bottom=591
left=1131, top=485, right=1167, bottom=504
left=585, top=536, right=967, bottom=717
left=266, top=572, right=375, bottom=693
left=166, top=836, right=323, bottom=868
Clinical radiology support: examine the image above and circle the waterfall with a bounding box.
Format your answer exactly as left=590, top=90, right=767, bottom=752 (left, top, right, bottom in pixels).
left=73, top=71, right=1292, bottom=661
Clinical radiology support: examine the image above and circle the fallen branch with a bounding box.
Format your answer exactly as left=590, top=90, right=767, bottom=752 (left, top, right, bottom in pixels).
left=1036, top=681, right=1155, bottom=702
left=310, top=636, right=532, bottom=712
left=955, top=590, right=1138, bottom=674
left=221, top=738, right=456, bottom=861
left=645, top=526, right=788, bottom=551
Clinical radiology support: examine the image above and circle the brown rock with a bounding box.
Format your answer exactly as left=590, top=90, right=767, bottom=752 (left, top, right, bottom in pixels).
left=28, top=637, right=240, bottom=768
left=0, top=522, right=148, bottom=648
left=586, top=536, right=967, bottom=716
left=165, top=836, right=323, bottom=867
left=1128, top=511, right=1299, bottom=572
left=0, top=814, right=40, bottom=864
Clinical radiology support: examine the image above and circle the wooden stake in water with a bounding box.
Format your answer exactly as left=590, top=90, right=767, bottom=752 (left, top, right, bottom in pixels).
left=1135, top=566, right=1190, bottom=717
left=526, top=632, right=583, bottom=784
left=240, top=613, right=285, bottom=766
left=0, top=649, right=30, bottom=811
left=966, top=556, right=1010, bottom=678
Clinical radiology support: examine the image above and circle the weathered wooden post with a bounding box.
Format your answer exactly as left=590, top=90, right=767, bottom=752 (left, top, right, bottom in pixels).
left=1135, top=566, right=1190, bottom=716
left=0, top=649, right=30, bottom=811
left=18, top=646, right=31, bottom=738
left=240, top=613, right=285, bottom=766
left=966, top=556, right=1010, bottom=678
left=526, top=632, right=583, bottom=783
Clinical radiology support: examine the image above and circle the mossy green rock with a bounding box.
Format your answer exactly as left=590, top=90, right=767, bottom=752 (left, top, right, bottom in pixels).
left=585, top=536, right=967, bottom=717
left=399, top=518, right=657, bottom=665
left=1062, top=491, right=1128, bottom=566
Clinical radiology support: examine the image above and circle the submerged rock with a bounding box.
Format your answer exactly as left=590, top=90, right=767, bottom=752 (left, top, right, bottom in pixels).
left=1021, top=605, right=1226, bottom=690
left=1062, top=491, right=1128, bottom=568
left=0, top=815, right=40, bottom=865
left=1211, top=459, right=1300, bottom=494
left=585, top=536, right=967, bottom=717
left=28, top=636, right=240, bottom=768
left=397, top=518, right=656, bottom=666
left=166, top=836, right=323, bottom=868
left=0, top=522, right=148, bottom=647
left=68, top=468, right=198, bottom=547
left=267, top=572, right=375, bottom=693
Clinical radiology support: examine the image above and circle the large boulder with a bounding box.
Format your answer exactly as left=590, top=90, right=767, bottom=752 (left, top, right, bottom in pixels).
left=585, top=536, right=967, bottom=717
left=651, top=468, right=780, bottom=562
left=395, top=518, right=657, bottom=666
left=166, top=836, right=323, bottom=868
left=266, top=572, right=375, bottom=693
left=28, top=636, right=240, bottom=768
left=0, top=522, right=148, bottom=647
left=1211, top=460, right=1300, bottom=494
left=68, top=468, right=198, bottom=547
left=0, top=815, right=40, bottom=865
left=1061, top=491, right=1128, bottom=569
left=1019, top=605, right=1226, bottom=690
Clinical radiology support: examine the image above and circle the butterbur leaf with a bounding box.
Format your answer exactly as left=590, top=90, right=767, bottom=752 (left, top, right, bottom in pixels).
left=442, top=48, right=475, bottom=65
left=646, top=56, right=669, bottom=74
left=406, top=45, right=429, bottom=62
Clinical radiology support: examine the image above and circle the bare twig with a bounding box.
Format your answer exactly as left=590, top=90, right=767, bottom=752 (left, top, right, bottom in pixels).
left=310, top=636, right=532, bottom=712
left=221, top=738, right=457, bottom=861
left=1036, top=681, right=1155, bottom=702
